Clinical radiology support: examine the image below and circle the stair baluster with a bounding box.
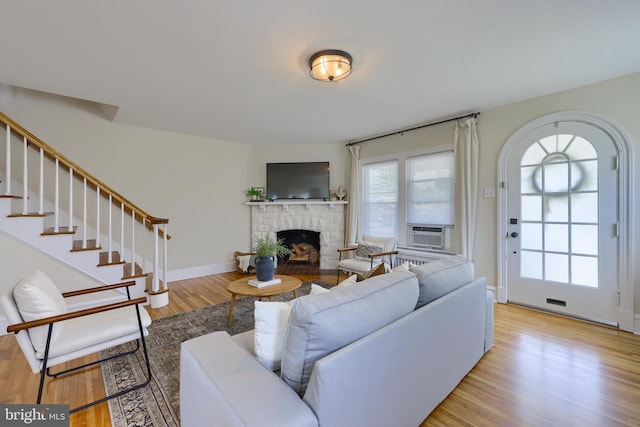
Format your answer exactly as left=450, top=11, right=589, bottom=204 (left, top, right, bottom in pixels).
left=0, top=111, right=170, bottom=307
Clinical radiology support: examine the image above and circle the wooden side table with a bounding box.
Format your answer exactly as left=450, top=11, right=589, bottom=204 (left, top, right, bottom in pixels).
left=226, top=275, right=302, bottom=326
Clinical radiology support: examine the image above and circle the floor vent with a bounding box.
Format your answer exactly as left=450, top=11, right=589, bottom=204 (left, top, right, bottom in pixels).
left=546, top=298, right=567, bottom=307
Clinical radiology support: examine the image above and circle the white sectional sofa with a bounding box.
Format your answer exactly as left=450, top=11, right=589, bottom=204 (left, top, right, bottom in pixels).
left=180, top=256, right=494, bottom=427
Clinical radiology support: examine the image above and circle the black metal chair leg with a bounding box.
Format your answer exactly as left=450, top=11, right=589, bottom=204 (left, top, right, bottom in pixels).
left=37, top=324, right=54, bottom=404
left=37, top=306, right=152, bottom=414
left=46, top=340, right=141, bottom=378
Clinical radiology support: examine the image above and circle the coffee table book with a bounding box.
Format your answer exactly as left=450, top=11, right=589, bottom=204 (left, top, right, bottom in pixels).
left=247, top=278, right=282, bottom=288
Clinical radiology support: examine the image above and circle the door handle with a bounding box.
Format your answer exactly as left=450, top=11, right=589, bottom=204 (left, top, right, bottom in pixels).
left=510, top=232, right=519, bottom=238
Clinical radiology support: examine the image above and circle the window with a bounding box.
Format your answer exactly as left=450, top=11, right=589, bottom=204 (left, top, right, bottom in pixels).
left=407, top=152, right=454, bottom=226
left=361, top=148, right=454, bottom=243
left=362, top=160, right=397, bottom=237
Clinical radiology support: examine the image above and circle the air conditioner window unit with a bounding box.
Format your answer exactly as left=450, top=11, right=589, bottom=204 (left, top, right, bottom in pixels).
left=409, top=225, right=445, bottom=249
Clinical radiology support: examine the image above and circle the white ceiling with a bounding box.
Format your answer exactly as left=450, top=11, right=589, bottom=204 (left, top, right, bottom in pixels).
left=1, top=1, right=640, bottom=145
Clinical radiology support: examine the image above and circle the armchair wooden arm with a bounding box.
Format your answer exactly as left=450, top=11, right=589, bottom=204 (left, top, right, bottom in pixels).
left=61, top=280, right=136, bottom=298
left=7, top=297, right=147, bottom=333
left=337, top=247, right=358, bottom=253
left=368, top=250, right=399, bottom=259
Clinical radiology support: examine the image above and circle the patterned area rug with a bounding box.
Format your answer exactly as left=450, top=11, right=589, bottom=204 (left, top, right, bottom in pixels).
left=100, top=281, right=323, bottom=427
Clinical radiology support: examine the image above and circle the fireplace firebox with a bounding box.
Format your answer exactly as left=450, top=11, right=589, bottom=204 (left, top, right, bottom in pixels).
left=276, top=229, right=320, bottom=266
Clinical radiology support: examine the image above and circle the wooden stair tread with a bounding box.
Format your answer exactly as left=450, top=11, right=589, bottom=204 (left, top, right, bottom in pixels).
left=123, top=262, right=145, bottom=279
left=7, top=212, right=53, bottom=218
left=71, top=239, right=101, bottom=251
left=97, top=260, right=126, bottom=267
left=145, top=274, right=166, bottom=293
left=98, top=250, right=122, bottom=265
left=42, top=226, right=77, bottom=235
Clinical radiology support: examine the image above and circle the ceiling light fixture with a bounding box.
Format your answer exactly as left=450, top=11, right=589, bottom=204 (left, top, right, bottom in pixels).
left=309, top=49, right=353, bottom=82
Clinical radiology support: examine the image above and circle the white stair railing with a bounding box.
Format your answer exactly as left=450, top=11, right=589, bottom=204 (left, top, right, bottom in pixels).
left=0, top=111, right=170, bottom=307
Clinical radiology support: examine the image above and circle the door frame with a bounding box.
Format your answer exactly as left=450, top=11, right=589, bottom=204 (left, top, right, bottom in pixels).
left=497, top=111, right=635, bottom=331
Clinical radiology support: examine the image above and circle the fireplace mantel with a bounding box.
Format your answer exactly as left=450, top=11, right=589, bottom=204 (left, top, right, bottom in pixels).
left=246, top=200, right=347, bottom=212
left=248, top=201, right=347, bottom=269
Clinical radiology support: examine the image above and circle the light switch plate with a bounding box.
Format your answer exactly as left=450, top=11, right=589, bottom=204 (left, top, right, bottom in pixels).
left=483, top=188, right=496, bottom=198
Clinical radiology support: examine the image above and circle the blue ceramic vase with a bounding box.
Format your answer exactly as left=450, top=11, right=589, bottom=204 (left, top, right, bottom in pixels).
left=255, top=256, right=275, bottom=281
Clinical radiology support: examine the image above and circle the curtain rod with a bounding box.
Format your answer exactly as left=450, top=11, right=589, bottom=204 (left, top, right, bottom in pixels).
left=345, top=112, right=480, bottom=147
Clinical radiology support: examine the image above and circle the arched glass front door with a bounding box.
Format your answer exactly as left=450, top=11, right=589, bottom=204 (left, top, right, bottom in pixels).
left=506, top=121, right=619, bottom=324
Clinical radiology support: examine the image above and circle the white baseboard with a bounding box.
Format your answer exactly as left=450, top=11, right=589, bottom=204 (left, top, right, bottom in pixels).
left=167, top=262, right=235, bottom=282
left=634, top=314, right=640, bottom=335
left=486, top=284, right=497, bottom=302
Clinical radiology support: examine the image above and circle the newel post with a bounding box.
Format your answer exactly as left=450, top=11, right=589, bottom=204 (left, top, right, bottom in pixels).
left=148, top=217, right=170, bottom=308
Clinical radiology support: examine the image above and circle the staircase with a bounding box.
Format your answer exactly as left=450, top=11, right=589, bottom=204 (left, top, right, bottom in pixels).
left=0, top=112, right=170, bottom=308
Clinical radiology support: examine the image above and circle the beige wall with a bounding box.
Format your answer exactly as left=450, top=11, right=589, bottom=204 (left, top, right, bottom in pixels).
left=1, top=72, right=638, bottom=318
left=357, top=72, right=640, bottom=315
left=0, top=85, right=346, bottom=289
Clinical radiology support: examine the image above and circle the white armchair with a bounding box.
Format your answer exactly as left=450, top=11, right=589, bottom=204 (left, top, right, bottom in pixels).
left=0, top=270, right=152, bottom=413
left=336, top=235, right=399, bottom=284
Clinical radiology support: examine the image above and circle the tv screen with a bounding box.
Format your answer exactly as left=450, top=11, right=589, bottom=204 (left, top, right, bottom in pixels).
left=266, top=162, right=330, bottom=200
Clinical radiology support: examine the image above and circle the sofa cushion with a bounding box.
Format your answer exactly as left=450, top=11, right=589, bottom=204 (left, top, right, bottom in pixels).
left=409, top=255, right=474, bottom=308
left=280, top=271, right=419, bottom=395
left=13, top=270, right=67, bottom=353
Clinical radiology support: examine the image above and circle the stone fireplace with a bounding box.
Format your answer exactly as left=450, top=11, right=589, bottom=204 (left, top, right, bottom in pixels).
left=249, top=201, right=346, bottom=269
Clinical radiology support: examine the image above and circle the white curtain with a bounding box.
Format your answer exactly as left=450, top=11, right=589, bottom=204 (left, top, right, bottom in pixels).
left=345, top=145, right=360, bottom=245
left=454, top=117, right=479, bottom=259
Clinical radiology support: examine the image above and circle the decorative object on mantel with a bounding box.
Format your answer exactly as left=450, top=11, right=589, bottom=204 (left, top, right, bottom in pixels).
left=335, top=185, right=346, bottom=201
left=246, top=187, right=264, bottom=201
left=252, top=235, right=291, bottom=281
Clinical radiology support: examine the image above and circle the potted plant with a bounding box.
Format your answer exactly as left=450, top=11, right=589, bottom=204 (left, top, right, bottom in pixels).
left=246, top=187, right=263, bottom=201
left=252, top=235, right=291, bottom=281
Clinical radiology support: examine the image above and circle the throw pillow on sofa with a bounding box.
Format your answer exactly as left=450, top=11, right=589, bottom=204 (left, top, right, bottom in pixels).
left=409, top=255, right=474, bottom=308
left=254, top=301, right=292, bottom=370
left=310, top=274, right=357, bottom=294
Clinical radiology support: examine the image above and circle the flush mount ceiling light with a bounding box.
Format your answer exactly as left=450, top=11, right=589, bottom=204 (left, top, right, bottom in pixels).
left=309, top=49, right=353, bottom=82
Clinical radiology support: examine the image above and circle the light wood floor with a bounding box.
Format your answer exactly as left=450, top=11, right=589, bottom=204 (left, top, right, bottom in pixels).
left=2, top=271, right=640, bottom=426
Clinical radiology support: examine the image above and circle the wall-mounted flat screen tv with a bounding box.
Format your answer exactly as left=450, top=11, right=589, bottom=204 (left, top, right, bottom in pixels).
left=266, top=162, right=330, bottom=200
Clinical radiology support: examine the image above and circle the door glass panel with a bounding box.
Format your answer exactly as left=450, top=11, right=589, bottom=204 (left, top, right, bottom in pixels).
left=521, top=223, right=542, bottom=250
left=545, top=224, right=568, bottom=252
left=572, top=225, right=598, bottom=255
left=545, top=196, right=568, bottom=222
left=521, top=142, right=547, bottom=165
left=520, top=133, right=599, bottom=287
left=566, top=136, right=597, bottom=160
left=571, top=193, right=598, bottom=222
left=545, top=253, right=568, bottom=282
left=521, top=250, right=542, bottom=279
left=571, top=255, right=598, bottom=287
left=520, top=166, right=537, bottom=193
left=544, top=162, right=569, bottom=192
left=521, top=195, right=542, bottom=221
left=578, top=160, right=598, bottom=191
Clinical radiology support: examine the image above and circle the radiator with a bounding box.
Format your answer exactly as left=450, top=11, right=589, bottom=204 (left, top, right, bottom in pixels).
left=395, top=248, right=452, bottom=266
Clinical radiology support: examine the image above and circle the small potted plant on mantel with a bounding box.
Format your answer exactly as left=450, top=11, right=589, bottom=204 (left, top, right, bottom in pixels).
left=246, top=187, right=263, bottom=201
left=252, top=235, right=291, bottom=281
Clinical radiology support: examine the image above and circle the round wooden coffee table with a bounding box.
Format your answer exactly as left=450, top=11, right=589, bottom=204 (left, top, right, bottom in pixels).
left=226, top=275, right=302, bottom=326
